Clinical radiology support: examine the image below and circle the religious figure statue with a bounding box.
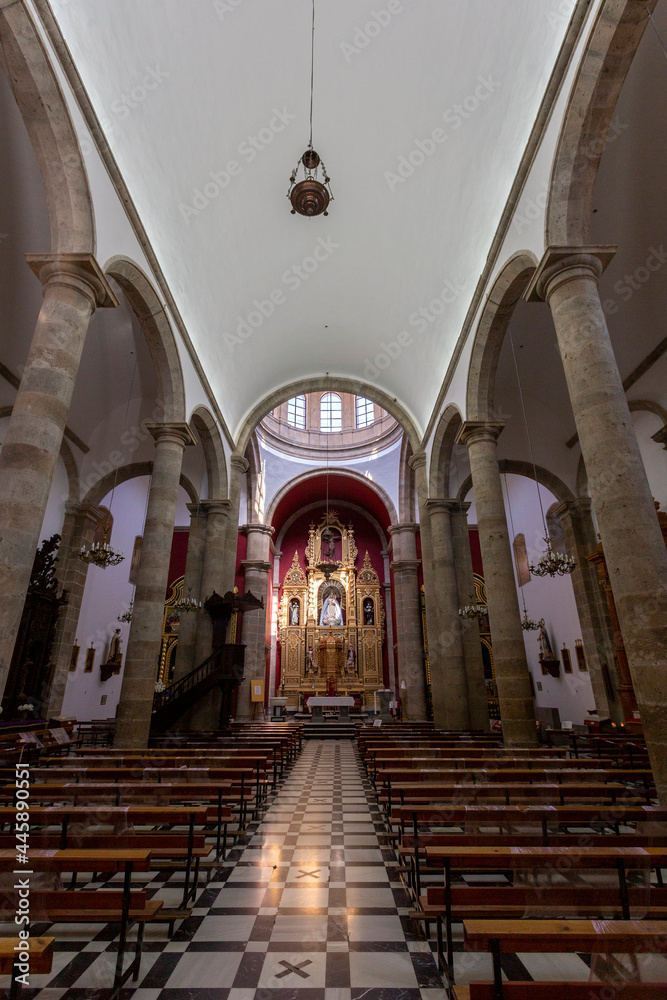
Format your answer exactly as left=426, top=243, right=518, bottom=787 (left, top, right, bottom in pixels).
left=321, top=528, right=337, bottom=562
left=345, top=645, right=356, bottom=676
left=108, top=629, right=123, bottom=665
left=306, top=647, right=316, bottom=675
left=363, top=598, right=375, bottom=625
left=289, top=599, right=300, bottom=626
left=319, top=593, right=343, bottom=626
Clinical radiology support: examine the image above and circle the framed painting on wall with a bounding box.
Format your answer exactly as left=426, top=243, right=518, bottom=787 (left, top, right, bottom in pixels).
left=575, top=640, right=588, bottom=671
left=561, top=647, right=573, bottom=673
left=70, top=642, right=80, bottom=671
left=84, top=644, right=95, bottom=673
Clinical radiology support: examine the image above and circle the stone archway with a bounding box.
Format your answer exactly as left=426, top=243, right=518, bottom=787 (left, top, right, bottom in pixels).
left=429, top=404, right=465, bottom=499
left=0, top=2, right=95, bottom=254
left=104, top=257, right=186, bottom=425
left=466, top=252, right=538, bottom=422
left=546, top=0, right=657, bottom=246
left=235, top=377, right=421, bottom=455
left=190, top=405, right=227, bottom=500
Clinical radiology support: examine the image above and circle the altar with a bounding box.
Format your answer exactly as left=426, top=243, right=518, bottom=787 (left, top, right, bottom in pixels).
left=278, top=512, right=386, bottom=711
left=306, top=696, right=355, bottom=719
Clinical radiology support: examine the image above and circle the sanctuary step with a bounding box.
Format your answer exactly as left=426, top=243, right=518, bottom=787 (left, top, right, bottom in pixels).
left=303, top=721, right=356, bottom=740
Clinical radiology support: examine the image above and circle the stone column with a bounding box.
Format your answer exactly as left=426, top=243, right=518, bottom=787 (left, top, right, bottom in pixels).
left=552, top=498, right=622, bottom=723
left=46, top=502, right=106, bottom=717
left=528, top=248, right=667, bottom=799
left=424, top=499, right=470, bottom=730
left=172, top=503, right=208, bottom=682
left=0, top=254, right=117, bottom=704
left=192, top=500, right=232, bottom=669
left=114, top=422, right=195, bottom=748
left=388, top=523, right=427, bottom=720
left=449, top=499, right=490, bottom=730
left=457, top=422, right=538, bottom=746
left=237, top=523, right=274, bottom=720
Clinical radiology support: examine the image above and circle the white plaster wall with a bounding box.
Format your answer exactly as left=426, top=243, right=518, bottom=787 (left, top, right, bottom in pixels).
left=467, top=472, right=596, bottom=726
left=61, top=477, right=191, bottom=721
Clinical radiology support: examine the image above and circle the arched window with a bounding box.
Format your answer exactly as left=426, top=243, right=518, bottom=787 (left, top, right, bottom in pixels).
left=356, top=396, right=374, bottom=428
left=320, top=392, right=342, bottom=432
left=287, top=395, right=306, bottom=429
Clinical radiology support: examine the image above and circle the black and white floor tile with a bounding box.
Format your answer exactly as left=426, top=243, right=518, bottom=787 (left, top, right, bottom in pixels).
left=3, top=738, right=665, bottom=999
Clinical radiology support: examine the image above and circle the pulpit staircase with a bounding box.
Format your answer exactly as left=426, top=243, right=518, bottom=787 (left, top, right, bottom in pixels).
left=150, top=644, right=245, bottom=732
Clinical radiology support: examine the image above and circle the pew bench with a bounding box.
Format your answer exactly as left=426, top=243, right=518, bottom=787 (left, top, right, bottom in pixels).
left=0, top=936, right=54, bottom=1000
left=455, top=918, right=667, bottom=999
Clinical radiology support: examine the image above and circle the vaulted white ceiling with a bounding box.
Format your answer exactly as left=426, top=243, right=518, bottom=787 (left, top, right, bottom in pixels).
left=49, top=0, right=573, bottom=439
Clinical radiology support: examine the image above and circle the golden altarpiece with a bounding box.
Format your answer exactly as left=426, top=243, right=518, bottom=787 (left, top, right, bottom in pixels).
left=278, top=512, right=385, bottom=709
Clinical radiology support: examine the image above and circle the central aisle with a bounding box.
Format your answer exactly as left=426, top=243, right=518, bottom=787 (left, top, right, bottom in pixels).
left=171, top=738, right=446, bottom=997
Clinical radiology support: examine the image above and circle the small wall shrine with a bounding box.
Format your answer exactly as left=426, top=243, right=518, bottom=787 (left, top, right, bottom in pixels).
left=278, top=512, right=385, bottom=709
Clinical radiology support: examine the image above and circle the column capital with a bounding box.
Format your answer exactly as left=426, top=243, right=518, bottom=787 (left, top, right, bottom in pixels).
left=230, top=452, right=250, bottom=474
left=456, top=421, right=505, bottom=448
left=147, top=422, right=197, bottom=448
left=241, top=522, right=275, bottom=538
left=387, top=522, right=419, bottom=537
left=198, top=499, right=232, bottom=518
left=391, top=559, right=421, bottom=573
left=524, top=245, right=616, bottom=303
left=64, top=500, right=106, bottom=524
left=242, top=558, right=273, bottom=574
left=408, top=449, right=427, bottom=472
left=186, top=502, right=208, bottom=519
left=26, top=252, right=119, bottom=308
left=425, top=497, right=457, bottom=516
left=551, top=496, right=593, bottom=524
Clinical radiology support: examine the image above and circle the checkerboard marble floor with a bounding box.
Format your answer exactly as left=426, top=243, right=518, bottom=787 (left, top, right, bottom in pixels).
left=0, top=740, right=446, bottom=1000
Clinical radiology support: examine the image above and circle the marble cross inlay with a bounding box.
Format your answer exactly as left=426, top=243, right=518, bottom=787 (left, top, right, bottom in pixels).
left=295, top=868, right=321, bottom=879
left=276, top=959, right=312, bottom=979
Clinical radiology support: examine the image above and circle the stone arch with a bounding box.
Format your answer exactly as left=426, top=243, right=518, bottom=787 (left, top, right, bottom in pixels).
left=0, top=2, right=95, bottom=253
left=546, top=0, right=657, bottom=246
left=628, top=399, right=667, bottom=424
left=189, top=405, right=227, bottom=500
left=466, top=252, right=538, bottom=422
left=235, top=377, right=420, bottom=454
left=82, top=461, right=197, bottom=506
left=265, top=468, right=398, bottom=529
left=104, top=257, right=186, bottom=423
left=398, top=434, right=415, bottom=523
left=429, top=403, right=465, bottom=498
left=457, top=459, right=575, bottom=506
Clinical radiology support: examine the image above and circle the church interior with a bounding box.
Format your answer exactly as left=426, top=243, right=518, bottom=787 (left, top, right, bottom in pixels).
left=1, top=0, right=667, bottom=996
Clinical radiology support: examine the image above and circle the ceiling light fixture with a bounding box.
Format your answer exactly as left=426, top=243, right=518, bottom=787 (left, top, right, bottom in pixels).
left=508, top=327, right=575, bottom=579
left=287, top=0, right=333, bottom=217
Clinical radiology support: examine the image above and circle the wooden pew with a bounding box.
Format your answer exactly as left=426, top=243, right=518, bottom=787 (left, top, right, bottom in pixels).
left=456, top=919, right=667, bottom=999
left=0, top=936, right=54, bottom=1000
left=423, top=844, right=667, bottom=982
left=0, top=804, right=209, bottom=906
left=0, top=848, right=155, bottom=991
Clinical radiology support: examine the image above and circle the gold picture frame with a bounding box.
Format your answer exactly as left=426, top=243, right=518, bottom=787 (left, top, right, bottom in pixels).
left=70, top=642, right=80, bottom=672
left=575, top=640, right=588, bottom=671
left=561, top=647, right=573, bottom=673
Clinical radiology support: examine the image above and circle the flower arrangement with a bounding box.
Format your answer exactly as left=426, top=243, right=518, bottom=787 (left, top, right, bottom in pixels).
left=154, top=681, right=166, bottom=694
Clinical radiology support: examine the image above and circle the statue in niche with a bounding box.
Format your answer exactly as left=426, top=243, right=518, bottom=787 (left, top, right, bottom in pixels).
left=345, top=645, right=356, bottom=676
left=289, top=599, right=300, bottom=626
left=363, top=598, right=375, bottom=625
left=306, top=647, right=317, bottom=675
left=320, top=593, right=344, bottom=626
left=321, top=527, right=337, bottom=562
left=108, top=629, right=123, bottom=666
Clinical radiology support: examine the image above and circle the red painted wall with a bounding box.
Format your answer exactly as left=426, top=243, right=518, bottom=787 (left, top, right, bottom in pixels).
left=166, top=529, right=189, bottom=596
